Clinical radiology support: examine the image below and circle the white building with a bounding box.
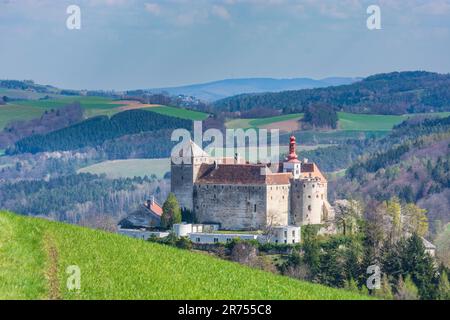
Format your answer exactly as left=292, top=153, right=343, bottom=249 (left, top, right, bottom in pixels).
left=189, top=232, right=259, bottom=244
left=264, top=226, right=301, bottom=245
left=118, top=228, right=169, bottom=241
left=173, top=223, right=220, bottom=237
left=177, top=224, right=301, bottom=245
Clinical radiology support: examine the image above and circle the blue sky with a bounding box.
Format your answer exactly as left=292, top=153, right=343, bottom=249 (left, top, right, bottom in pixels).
left=1, top=0, right=450, bottom=90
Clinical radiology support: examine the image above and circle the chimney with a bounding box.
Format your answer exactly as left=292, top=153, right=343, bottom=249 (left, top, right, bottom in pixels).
left=234, top=152, right=240, bottom=164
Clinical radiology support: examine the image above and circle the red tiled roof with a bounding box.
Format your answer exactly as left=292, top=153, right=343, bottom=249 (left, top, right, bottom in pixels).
left=148, top=201, right=163, bottom=216
left=196, top=163, right=291, bottom=185
left=300, top=163, right=326, bottom=181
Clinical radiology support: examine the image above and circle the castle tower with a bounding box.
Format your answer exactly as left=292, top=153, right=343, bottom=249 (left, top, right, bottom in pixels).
left=283, top=136, right=301, bottom=179
left=286, top=135, right=329, bottom=226
left=170, top=140, right=211, bottom=211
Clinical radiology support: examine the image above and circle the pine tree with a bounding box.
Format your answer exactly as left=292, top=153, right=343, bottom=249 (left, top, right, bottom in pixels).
left=395, top=275, right=419, bottom=300
left=402, top=234, right=437, bottom=299
left=161, top=193, right=182, bottom=229
left=437, top=272, right=450, bottom=300
left=374, top=274, right=394, bottom=300
left=344, top=278, right=359, bottom=293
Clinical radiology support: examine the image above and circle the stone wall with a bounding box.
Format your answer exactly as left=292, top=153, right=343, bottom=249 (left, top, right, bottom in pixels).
left=193, top=184, right=268, bottom=230
left=171, top=162, right=195, bottom=211
left=266, top=184, right=290, bottom=227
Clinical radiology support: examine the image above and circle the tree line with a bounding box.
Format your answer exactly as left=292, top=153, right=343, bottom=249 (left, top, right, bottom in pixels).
left=213, top=71, right=450, bottom=115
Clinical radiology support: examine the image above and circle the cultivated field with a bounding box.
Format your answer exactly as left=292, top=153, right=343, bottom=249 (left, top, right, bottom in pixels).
left=145, top=106, right=209, bottom=121
left=0, top=104, right=44, bottom=129
left=78, top=159, right=170, bottom=179
left=226, top=113, right=303, bottom=130
left=0, top=211, right=370, bottom=300
left=227, top=112, right=450, bottom=133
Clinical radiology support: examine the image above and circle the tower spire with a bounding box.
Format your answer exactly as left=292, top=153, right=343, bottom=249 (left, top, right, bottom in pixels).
left=287, top=135, right=299, bottom=162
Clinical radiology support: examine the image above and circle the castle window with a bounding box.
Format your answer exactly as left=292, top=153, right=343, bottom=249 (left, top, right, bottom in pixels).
left=312, top=184, right=315, bottom=188
left=316, top=195, right=319, bottom=198
left=292, top=231, right=295, bottom=237
left=213, top=238, right=219, bottom=243
left=181, top=176, right=184, bottom=181
left=321, top=194, right=324, bottom=200
left=254, top=204, right=257, bottom=212
left=303, top=184, right=306, bottom=188
left=196, top=238, right=201, bottom=243
left=308, top=205, right=312, bottom=211
left=308, top=195, right=311, bottom=199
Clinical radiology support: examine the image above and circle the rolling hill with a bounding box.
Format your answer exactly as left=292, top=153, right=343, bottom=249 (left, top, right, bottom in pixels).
left=213, top=71, right=450, bottom=115
left=0, top=211, right=369, bottom=300
left=334, top=116, right=450, bottom=236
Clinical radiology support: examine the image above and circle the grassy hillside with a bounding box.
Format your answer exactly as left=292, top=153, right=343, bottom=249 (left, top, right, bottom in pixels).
left=14, top=96, right=122, bottom=110
left=145, top=106, right=209, bottom=121
left=0, top=211, right=369, bottom=300
left=0, top=104, right=45, bottom=130
left=214, top=71, right=450, bottom=115
left=78, top=159, right=170, bottom=179
left=227, top=113, right=303, bottom=129
left=226, top=112, right=450, bottom=133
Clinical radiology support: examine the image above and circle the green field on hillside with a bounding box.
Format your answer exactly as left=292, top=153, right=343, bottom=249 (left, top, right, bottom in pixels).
left=226, top=113, right=303, bottom=129
left=0, top=212, right=369, bottom=300
left=145, top=106, right=209, bottom=121
left=227, top=112, right=450, bottom=132
left=0, top=104, right=45, bottom=129
left=15, top=96, right=122, bottom=110
left=0, top=97, right=124, bottom=129
left=78, top=159, right=170, bottom=179
left=338, top=112, right=408, bottom=131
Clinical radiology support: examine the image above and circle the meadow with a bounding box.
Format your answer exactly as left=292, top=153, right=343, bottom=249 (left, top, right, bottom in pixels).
left=0, top=211, right=369, bottom=300
left=78, top=159, right=170, bottom=179
left=227, top=112, right=450, bottom=132
left=14, top=96, right=123, bottom=110
left=0, top=104, right=45, bottom=129
left=145, top=105, right=209, bottom=121
left=226, top=113, right=303, bottom=129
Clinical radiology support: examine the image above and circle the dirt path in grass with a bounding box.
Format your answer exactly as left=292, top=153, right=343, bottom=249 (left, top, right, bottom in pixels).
left=112, top=100, right=161, bottom=111
left=261, top=118, right=301, bottom=133
left=44, top=234, right=61, bottom=300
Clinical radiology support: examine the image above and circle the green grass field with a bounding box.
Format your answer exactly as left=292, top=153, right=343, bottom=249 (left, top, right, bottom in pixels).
left=145, top=106, right=209, bottom=121
left=0, top=104, right=45, bottom=129
left=15, top=96, right=122, bottom=110
left=226, top=114, right=304, bottom=129
left=0, top=97, right=125, bottom=130
left=78, top=159, right=170, bottom=179
left=0, top=211, right=369, bottom=300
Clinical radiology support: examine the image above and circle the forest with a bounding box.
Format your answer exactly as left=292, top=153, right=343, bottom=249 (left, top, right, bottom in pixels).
left=213, top=71, right=450, bottom=115
left=8, top=109, right=192, bottom=154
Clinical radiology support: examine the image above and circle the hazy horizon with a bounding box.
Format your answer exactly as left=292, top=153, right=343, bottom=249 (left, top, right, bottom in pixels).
left=1, top=0, right=450, bottom=90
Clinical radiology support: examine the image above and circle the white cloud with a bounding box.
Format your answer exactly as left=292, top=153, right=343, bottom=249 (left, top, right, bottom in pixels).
left=144, top=2, right=161, bottom=15
left=211, top=5, right=231, bottom=20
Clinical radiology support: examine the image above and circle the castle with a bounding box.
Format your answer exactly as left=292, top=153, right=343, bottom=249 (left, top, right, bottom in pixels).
left=171, top=136, right=334, bottom=231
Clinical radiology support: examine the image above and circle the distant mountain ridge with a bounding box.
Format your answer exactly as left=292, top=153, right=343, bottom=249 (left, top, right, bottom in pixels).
left=152, top=77, right=361, bottom=101
left=213, top=71, right=450, bottom=115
